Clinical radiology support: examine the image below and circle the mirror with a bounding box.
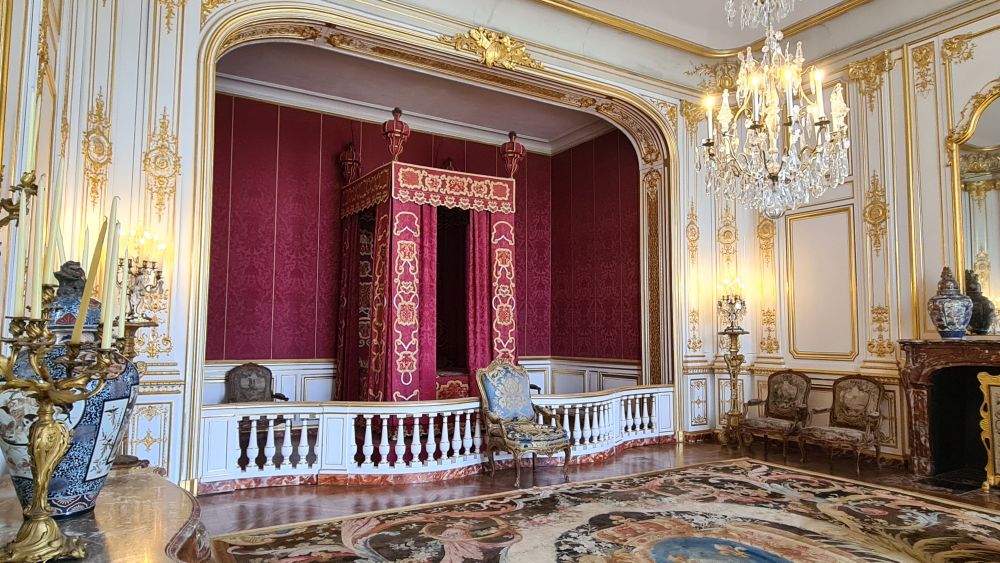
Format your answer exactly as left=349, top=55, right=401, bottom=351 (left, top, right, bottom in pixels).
left=959, top=97, right=1000, bottom=333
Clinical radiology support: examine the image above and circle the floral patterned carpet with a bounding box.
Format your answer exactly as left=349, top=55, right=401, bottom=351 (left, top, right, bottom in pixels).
left=211, top=459, right=1000, bottom=562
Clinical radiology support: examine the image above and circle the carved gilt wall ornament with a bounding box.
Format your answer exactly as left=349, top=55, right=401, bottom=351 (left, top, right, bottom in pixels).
left=863, top=174, right=889, bottom=256
left=685, top=59, right=739, bottom=94
left=156, top=0, right=187, bottom=32
left=964, top=180, right=998, bottom=208
left=867, top=305, right=896, bottom=357
left=690, top=379, right=708, bottom=426
left=960, top=151, right=1000, bottom=176
left=36, top=0, right=49, bottom=93
left=596, top=103, right=660, bottom=164
left=82, top=92, right=113, bottom=205
left=847, top=51, right=895, bottom=112
left=143, top=109, right=182, bottom=218
left=718, top=204, right=738, bottom=266
left=756, top=215, right=775, bottom=264
left=686, top=201, right=699, bottom=263
left=760, top=308, right=779, bottom=354
left=438, top=27, right=543, bottom=71
left=646, top=97, right=678, bottom=133
left=949, top=78, right=1000, bottom=145
left=680, top=100, right=706, bottom=146
left=975, top=247, right=991, bottom=293
left=642, top=168, right=663, bottom=384
left=201, top=0, right=236, bottom=25
left=219, top=23, right=321, bottom=54
left=686, top=309, right=703, bottom=352
left=941, top=34, right=976, bottom=66
left=911, top=42, right=935, bottom=97
left=59, top=62, right=70, bottom=157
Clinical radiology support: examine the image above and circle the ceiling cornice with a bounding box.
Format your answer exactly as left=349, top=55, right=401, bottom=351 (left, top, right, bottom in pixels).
left=530, top=0, right=874, bottom=58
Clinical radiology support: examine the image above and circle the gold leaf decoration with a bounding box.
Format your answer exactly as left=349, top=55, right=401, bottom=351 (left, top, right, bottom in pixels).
left=867, top=305, right=895, bottom=357
left=686, top=309, right=703, bottom=352
left=718, top=204, right=738, bottom=266
left=960, top=151, right=1000, bottom=176
left=757, top=215, right=775, bottom=265
left=438, top=27, right=543, bottom=71
left=143, top=109, right=182, bottom=218
left=863, top=175, right=889, bottom=255
left=911, top=42, right=935, bottom=97
left=647, top=98, right=678, bottom=133
left=941, top=34, right=975, bottom=66
left=847, top=51, right=895, bottom=112
left=686, top=201, right=699, bottom=263
left=35, top=0, right=49, bottom=93
left=596, top=103, right=660, bottom=164
left=760, top=308, right=779, bottom=354
left=964, top=180, right=998, bottom=208
left=975, top=248, right=991, bottom=294
left=156, top=0, right=187, bottom=32
left=82, top=92, right=112, bottom=206
left=690, top=379, right=708, bottom=425
left=948, top=78, right=1000, bottom=145
left=642, top=168, right=663, bottom=384
left=685, top=59, right=739, bottom=94
left=680, top=100, right=706, bottom=146
left=201, top=0, right=235, bottom=25
left=220, top=23, right=321, bottom=54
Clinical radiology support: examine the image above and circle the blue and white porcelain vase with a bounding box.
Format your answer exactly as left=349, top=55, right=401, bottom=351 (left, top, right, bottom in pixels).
left=0, top=262, right=141, bottom=517
left=927, top=266, right=973, bottom=339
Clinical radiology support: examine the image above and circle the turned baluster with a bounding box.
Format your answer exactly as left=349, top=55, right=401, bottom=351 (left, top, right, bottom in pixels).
left=462, top=409, right=473, bottom=456
left=280, top=416, right=293, bottom=468
left=582, top=405, right=593, bottom=444
left=246, top=417, right=260, bottom=470
left=451, top=412, right=462, bottom=457
left=411, top=415, right=423, bottom=464
left=362, top=415, right=375, bottom=466
left=624, top=397, right=634, bottom=434
left=572, top=405, right=583, bottom=445
left=308, top=416, right=321, bottom=468
left=394, top=415, right=407, bottom=466
left=645, top=394, right=655, bottom=432
left=262, top=415, right=277, bottom=468
left=640, top=395, right=650, bottom=431
left=378, top=414, right=391, bottom=466
left=472, top=415, right=482, bottom=454
left=426, top=414, right=438, bottom=463
left=592, top=404, right=602, bottom=443
left=603, top=403, right=612, bottom=442
left=439, top=411, right=451, bottom=460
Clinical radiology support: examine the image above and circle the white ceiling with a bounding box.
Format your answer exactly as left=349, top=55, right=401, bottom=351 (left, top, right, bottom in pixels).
left=216, top=42, right=610, bottom=153
left=968, top=101, right=1000, bottom=149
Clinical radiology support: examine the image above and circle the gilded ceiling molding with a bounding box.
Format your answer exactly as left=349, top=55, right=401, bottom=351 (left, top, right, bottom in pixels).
left=685, top=201, right=699, bottom=264
left=975, top=248, right=991, bottom=291
left=718, top=204, right=738, bottom=266
left=863, top=175, right=889, bottom=256
left=867, top=305, right=895, bottom=358
left=156, top=0, right=187, bottom=32
left=219, top=23, right=321, bottom=54
left=756, top=215, right=775, bottom=265
left=438, top=27, right=543, bottom=71
left=35, top=0, right=49, bottom=93
left=642, top=168, right=663, bottom=384
left=686, top=310, right=703, bottom=353
left=685, top=59, right=739, bottom=94
left=911, top=42, right=935, bottom=97
left=82, top=92, right=112, bottom=206
left=679, top=100, right=706, bottom=146
left=941, top=33, right=975, bottom=66
left=143, top=109, right=182, bottom=218
left=596, top=103, right=660, bottom=164
left=760, top=308, right=779, bottom=354
left=847, top=51, right=894, bottom=112
left=201, top=0, right=235, bottom=25
left=948, top=78, right=1000, bottom=146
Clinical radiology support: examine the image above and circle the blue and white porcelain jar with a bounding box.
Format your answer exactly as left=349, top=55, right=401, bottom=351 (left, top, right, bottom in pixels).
left=927, top=267, right=973, bottom=340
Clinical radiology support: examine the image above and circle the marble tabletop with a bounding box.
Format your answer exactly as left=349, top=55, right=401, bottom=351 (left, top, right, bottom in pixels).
left=0, top=468, right=209, bottom=562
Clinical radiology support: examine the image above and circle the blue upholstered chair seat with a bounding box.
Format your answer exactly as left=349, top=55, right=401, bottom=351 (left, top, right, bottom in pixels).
left=490, top=422, right=570, bottom=449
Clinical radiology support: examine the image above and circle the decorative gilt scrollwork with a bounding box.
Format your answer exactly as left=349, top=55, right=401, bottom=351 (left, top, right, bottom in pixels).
left=201, top=0, right=235, bottom=25
left=863, top=175, right=889, bottom=256
left=947, top=78, right=1000, bottom=146
left=596, top=103, right=661, bottom=164
left=848, top=51, right=895, bottom=111
left=760, top=308, right=779, bottom=354
left=756, top=216, right=775, bottom=265
left=941, top=33, right=975, bottom=66
left=867, top=305, right=896, bottom=358
left=975, top=248, right=991, bottom=292
left=686, top=310, right=703, bottom=352
left=219, top=23, right=322, bottom=54
left=911, top=43, right=935, bottom=97
left=690, top=379, right=708, bottom=426
left=642, top=168, right=663, bottom=384
left=680, top=100, right=706, bottom=146
left=82, top=92, right=112, bottom=206
left=685, top=59, right=739, bottom=93
left=438, top=27, right=543, bottom=71
left=143, top=109, right=182, bottom=218
left=155, top=0, right=187, bottom=32
left=36, top=0, right=49, bottom=93
left=646, top=97, right=678, bottom=134
left=685, top=201, right=699, bottom=264
left=718, top=205, right=738, bottom=266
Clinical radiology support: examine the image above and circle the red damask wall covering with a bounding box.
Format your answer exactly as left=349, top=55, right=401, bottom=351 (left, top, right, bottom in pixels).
left=207, top=94, right=554, bottom=360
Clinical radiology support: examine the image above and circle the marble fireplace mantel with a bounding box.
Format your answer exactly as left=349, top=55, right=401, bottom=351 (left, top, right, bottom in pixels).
left=899, top=338, right=1000, bottom=476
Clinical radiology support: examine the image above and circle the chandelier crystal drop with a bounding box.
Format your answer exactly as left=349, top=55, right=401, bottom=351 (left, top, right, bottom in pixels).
left=700, top=1, right=850, bottom=218
left=726, top=0, right=796, bottom=29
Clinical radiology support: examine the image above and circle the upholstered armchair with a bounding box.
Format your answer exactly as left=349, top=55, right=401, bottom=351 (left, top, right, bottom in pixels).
left=798, top=375, right=884, bottom=476
left=476, top=358, right=571, bottom=487
left=738, top=369, right=811, bottom=463
left=224, top=363, right=289, bottom=403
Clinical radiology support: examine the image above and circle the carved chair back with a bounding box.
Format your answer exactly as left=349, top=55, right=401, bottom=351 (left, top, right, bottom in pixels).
left=224, top=363, right=286, bottom=403
left=829, top=376, right=884, bottom=431
left=475, top=359, right=536, bottom=423
left=763, top=370, right=811, bottom=420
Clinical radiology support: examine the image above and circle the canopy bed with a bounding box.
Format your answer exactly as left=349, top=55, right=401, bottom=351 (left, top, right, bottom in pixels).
left=334, top=109, right=524, bottom=402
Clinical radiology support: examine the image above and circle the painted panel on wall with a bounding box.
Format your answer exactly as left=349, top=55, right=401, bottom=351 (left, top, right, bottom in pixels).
left=786, top=207, right=858, bottom=359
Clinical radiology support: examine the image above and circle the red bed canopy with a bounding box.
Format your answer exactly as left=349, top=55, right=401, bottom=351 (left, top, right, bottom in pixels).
left=334, top=110, right=523, bottom=402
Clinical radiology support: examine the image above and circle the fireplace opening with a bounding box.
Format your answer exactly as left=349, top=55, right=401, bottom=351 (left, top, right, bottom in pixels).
left=928, top=366, right=989, bottom=489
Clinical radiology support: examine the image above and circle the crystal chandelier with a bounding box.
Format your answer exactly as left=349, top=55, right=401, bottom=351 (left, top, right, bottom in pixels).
left=726, top=0, right=796, bottom=29
left=700, top=1, right=850, bottom=218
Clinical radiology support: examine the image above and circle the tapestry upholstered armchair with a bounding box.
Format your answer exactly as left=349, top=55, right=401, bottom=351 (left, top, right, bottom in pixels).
left=798, top=375, right=884, bottom=476
left=476, top=358, right=571, bottom=487
left=737, top=369, right=811, bottom=463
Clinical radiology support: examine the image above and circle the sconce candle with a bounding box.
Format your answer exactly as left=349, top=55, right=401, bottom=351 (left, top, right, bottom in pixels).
left=12, top=183, right=30, bottom=314
left=71, top=220, right=107, bottom=344
left=100, top=221, right=120, bottom=348
left=116, top=249, right=129, bottom=339
left=29, top=179, right=47, bottom=316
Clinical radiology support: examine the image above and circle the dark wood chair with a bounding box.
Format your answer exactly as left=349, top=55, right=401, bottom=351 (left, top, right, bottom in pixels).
left=798, top=375, right=884, bottom=476
left=738, top=369, right=811, bottom=463
left=223, top=362, right=289, bottom=403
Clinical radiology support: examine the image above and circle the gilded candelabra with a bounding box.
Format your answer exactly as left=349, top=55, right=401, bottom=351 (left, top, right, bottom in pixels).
left=0, top=288, right=120, bottom=562
left=120, top=257, right=165, bottom=323
left=716, top=283, right=748, bottom=446
left=0, top=171, right=38, bottom=228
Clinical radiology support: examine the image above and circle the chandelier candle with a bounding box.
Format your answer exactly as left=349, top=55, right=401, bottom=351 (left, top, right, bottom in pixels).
left=71, top=220, right=107, bottom=344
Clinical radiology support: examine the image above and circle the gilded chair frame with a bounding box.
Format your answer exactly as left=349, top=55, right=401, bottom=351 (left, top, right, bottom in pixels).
left=978, top=371, right=1000, bottom=491
left=475, top=358, right=571, bottom=487
left=738, top=369, right=811, bottom=463
left=798, top=375, right=884, bottom=477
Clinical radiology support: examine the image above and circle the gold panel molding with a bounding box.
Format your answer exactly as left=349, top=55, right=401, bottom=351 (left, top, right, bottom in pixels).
left=867, top=305, right=896, bottom=358
left=156, top=0, right=187, bottom=32
left=757, top=216, right=775, bottom=264
left=961, top=150, right=1000, bottom=175
left=646, top=98, right=678, bottom=133
left=941, top=33, right=975, bottom=66
left=686, top=309, right=703, bottom=353
left=718, top=205, right=738, bottom=266
left=438, top=27, right=543, bottom=71
left=863, top=175, right=889, bottom=256
left=35, top=0, right=49, bottom=93
left=643, top=168, right=663, bottom=384
left=220, top=23, right=322, bottom=54
left=760, top=308, right=779, bottom=354
left=689, top=378, right=708, bottom=426
left=82, top=92, right=112, bottom=206
left=596, top=103, right=660, bottom=164
left=847, top=51, right=895, bottom=111
left=948, top=78, right=1000, bottom=146
left=911, top=42, right=935, bottom=97
left=143, top=109, right=182, bottom=218
left=685, top=201, right=699, bottom=263
left=201, top=0, right=235, bottom=25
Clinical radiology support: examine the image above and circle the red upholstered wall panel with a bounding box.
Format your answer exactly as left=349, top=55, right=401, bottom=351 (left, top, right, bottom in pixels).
left=207, top=94, right=554, bottom=360
left=550, top=129, right=641, bottom=360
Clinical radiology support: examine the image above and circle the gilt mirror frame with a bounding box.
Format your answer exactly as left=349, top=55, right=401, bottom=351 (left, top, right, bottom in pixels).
left=946, top=76, right=1000, bottom=283
left=977, top=371, right=1000, bottom=491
